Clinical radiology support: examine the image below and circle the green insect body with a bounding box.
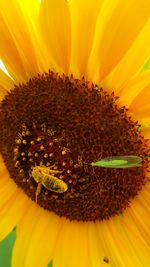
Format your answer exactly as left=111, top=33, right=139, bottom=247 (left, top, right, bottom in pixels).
left=91, top=155, right=143, bottom=169
left=31, top=166, right=68, bottom=202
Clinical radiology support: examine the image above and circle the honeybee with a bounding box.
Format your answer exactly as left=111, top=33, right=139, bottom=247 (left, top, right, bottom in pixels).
left=31, top=165, right=68, bottom=202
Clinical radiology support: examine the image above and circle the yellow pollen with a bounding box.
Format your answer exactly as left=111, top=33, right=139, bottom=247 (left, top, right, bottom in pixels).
left=14, top=148, right=19, bottom=153
left=26, top=130, right=30, bottom=135
left=22, top=131, right=26, bottom=136
left=74, top=164, right=79, bottom=168
left=15, top=161, right=20, bottom=167
left=42, top=126, right=46, bottom=132
left=16, top=139, right=21, bottom=144
left=47, top=129, right=54, bottom=136
left=22, top=140, right=27, bottom=145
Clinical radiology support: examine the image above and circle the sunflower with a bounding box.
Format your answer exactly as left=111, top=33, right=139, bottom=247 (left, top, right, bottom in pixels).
left=0, top=0, right=150, bottom=266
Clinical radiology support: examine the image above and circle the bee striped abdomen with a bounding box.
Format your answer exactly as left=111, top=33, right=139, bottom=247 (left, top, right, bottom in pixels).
left=43, top=175, right=68, bottom=193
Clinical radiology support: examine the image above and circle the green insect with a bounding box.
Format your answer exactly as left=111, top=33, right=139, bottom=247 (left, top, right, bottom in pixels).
left=91, top=155, right=143, bottom=169
left=31, top=165, right=68, bottom=202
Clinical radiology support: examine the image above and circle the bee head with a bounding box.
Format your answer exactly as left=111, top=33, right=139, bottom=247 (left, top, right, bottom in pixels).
left=31, top=166, right=44, bottom=183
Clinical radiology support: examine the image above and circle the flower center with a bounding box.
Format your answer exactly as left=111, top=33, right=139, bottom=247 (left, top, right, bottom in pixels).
left=0, top=71, right=149, bottom=221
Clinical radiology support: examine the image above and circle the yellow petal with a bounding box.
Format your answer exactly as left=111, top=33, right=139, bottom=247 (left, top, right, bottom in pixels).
left=102, top=17, right=150, bottom=91
left=141, top=127, right=150, bottom=144
left=87, top=222, right=109, bottom=267
left=96, top=215, right=148, bottom=267
left=17, top=0, right=52, bottom=73
left=0, top=66, right=14, bottom=100
left=0, top=67, right=14, bottom=87
left=116, top=70, right=150, bottom=107
left=0, top=0, right=41, bottom=83
left=0, top=59, right=12, bottom=78
left=129, top=85, right=150, bottom=123
left=0, top=156, right=28, bottom=240
left=0, top=173, right=18, bottom=208
left=95, top=182, right=150, bottom=267
left=0, top=14, right=26, bottom=83
left=69, top=0, right=104, bottom=78
left=88, top=1, right=150, bottom=84
left=0, top=189, right=28, bottom=241
left=126, top=183, right=150, bottom=247
left=53, top=220, right=89, bottom=267
left=12, top=205, right=62, bottom=267
left=0, top=86, right=7, bottom=101
left=121, top=183, right=150, bottom=265
left=39, top=0, right=71, bottom=74
left=97, top=220, right=129, bottom=267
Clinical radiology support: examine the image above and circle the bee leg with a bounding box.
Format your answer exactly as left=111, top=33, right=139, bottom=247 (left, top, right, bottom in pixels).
left=49, top=169, right=63, bottom=175
left=35, top=183, right=42, bottom=203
